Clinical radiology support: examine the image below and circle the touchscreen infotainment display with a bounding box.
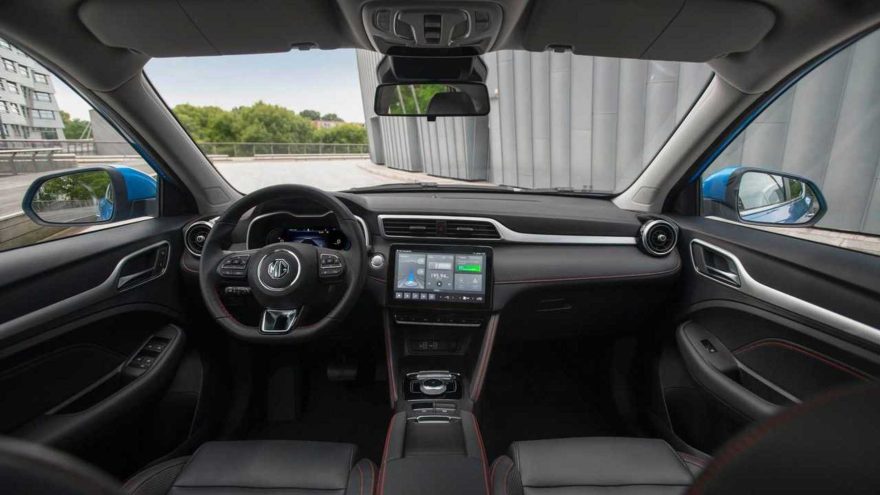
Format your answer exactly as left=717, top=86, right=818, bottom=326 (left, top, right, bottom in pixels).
left=391, top=248, right=489, bottom=304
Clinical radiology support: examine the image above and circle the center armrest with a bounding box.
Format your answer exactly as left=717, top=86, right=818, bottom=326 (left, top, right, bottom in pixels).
left=378, top=411, right=490, bottom=495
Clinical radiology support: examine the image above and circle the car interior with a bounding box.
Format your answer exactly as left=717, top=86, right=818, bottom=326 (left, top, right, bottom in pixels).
left=1, top=1, right=880, bottom=494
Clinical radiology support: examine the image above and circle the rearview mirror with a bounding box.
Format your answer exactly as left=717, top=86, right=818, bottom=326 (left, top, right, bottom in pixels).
left=374, top=82, right=490, bottom=119
left=702, top=167, right=826, bottom=226
left=22, top=166, right=157, bottom=226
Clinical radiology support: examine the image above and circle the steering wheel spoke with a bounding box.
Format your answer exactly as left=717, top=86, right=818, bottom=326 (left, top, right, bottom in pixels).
left=260, top=306, right=304, bottom=334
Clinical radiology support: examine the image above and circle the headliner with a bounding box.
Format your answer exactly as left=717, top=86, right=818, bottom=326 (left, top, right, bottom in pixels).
left=1, top=1, right=879, bottom=94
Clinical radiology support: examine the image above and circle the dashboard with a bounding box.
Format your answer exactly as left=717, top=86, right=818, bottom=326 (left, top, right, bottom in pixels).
left=181, top=191, right=683, bottom=335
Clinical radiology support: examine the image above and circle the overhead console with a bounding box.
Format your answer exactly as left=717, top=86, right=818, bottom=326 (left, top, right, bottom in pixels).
left=362, top=1, right=504, bottom=54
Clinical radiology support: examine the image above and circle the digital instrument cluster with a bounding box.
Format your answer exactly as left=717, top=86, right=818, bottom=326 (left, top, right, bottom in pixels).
left=264, top=226, right=349, bottom=250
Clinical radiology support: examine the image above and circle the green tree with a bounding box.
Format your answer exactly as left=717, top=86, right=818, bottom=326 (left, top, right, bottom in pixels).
left=173, top=104, right=236, bottom=142
left=37, top=170, right=110, bottom=203
left=60, top=110, right=89, bottom=139
left=314, top=123, right=367, bottom=144
left=231, top=101, right=314, bottom=142
left=320, top=113, right=343, bottom=122
left=299, top=109, right=321, bottom=120
left=388, top=84, right=448, bottom=114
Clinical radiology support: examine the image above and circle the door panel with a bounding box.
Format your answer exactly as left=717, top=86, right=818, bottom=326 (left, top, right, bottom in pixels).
left=662, top=215, right=880, bottom=452
left=0, top=215, right=196, bottom=469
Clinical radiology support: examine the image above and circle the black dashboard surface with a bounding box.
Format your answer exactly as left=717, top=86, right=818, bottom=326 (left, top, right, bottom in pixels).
left=182, top=191, right=680, bottom=325
left=340, top=192, right=642, bottom=236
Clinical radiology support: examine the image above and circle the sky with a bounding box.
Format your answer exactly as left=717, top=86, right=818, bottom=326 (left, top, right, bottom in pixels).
left=53, top=49, right=366, bottom=123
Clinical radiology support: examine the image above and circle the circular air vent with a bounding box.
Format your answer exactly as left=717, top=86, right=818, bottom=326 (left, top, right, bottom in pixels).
left=184, top=221, right=213, bottom=257
left=639, top=219, right=678, bottom=256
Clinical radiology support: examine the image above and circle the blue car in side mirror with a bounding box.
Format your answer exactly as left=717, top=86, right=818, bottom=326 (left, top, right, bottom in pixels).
left=98, top=167, right=158, bottom=221
left=22, top=165, right=157, bottom=227
left=702, top=166, right=827, bottom=227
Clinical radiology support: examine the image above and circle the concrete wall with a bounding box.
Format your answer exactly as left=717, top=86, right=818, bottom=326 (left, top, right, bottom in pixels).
left=357, top=38, right=880, bottom=235
left=357, top=49, right=423, bottom=171
left=483, top=51, right=712, bottom=190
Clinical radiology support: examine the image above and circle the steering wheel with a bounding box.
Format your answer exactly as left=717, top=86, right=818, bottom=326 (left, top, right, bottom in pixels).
left=199, top=184, right=366, bottom=343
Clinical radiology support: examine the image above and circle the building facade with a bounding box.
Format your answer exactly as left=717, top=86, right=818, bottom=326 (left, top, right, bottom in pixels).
left=0, top=37, right=65, bottom=140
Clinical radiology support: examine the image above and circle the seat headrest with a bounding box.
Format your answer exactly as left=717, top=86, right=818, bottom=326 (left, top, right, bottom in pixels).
left=426, top=92, right=476, bottom=116
left=691, top=382, right=880, bottom=494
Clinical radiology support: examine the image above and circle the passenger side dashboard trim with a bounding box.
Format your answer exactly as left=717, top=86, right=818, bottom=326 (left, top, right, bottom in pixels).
left=378, top=214, right=637, bottom=245
left=690, top=238, right=880, bottom=347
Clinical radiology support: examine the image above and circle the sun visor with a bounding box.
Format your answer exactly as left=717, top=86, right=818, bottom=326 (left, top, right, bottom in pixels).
left=78, top=0, right=357, bottom=57
left=519, top=0, right=775, bottom=62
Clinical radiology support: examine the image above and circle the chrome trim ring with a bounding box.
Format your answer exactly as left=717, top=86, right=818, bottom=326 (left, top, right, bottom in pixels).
left=256, top=248, right=302, bottom=292
left=639, top=219, right=678, bottom=256
left=183, top=220, right=215, bottom=257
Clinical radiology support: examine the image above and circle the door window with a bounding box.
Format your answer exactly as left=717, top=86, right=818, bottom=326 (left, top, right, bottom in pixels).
left=0, top=36, right=158, bottom=253
left=700, top=29, right=880, bottom=256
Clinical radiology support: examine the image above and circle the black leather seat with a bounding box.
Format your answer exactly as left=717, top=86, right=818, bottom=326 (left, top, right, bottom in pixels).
left=124, top=440, right=375, bottom=495
left=0, top=438, right=374, bottom=495
left=492, top=382, right=880, bottom=494
left=491, top=437, right=704, bottom=495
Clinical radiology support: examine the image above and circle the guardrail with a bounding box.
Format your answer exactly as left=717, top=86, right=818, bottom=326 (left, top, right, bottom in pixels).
left=0, top=140, right=369, bottom=158
left=0, top=140, right=99, bottom=155
left=0, top=148, right=73, bottom=175
left=197, top=142, right=369, bottom=157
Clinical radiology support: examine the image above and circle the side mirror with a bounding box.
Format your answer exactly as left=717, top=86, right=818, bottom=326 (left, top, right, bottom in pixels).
left=702, top=166, right=826, bottom=226
left=22, top=166, right=157, bottom=227
left=374, top=82, right=490, bottom=120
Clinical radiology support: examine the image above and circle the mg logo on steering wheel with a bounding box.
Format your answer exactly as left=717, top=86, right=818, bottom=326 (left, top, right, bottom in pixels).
left=267, top=259, right=290, bottom=279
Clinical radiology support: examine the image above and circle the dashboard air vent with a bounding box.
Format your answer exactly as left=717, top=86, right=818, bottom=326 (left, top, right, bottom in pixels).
left=444, top=220, right=501, bottom=239
left=184, top=221, right=213, bottom=257
left=382, top=218, right=440, bottom=237
left=639, top=219, right=677, bottom=256
left=381, top=217, right=501, bottom=240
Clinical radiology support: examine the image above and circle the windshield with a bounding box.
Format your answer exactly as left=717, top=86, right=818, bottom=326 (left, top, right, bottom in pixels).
left=146, top=50, right=712, bottom=194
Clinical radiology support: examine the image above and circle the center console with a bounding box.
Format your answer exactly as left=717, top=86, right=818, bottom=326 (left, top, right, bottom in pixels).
left=379, top=244, right=497, bottom=495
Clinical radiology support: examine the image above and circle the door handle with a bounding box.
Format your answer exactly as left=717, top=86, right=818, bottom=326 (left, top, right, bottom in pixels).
left=691, top=241, right=741, bottom=287
left=705, top=265, right=740, bottom=286
left=116, top=241, right=170, bottom=290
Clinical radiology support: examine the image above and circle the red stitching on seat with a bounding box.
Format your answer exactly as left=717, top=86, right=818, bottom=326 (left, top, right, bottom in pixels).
left=688, top=385, right=861, bottom=494
left=377, top=415, right=395, bottom=495
left=502, top=460, right=514, bottom=495
left=471, top=416, right=491, bottom=495
left=678, top=452, right=709, bottom=468
left=489, top=457, right=502, bottom=487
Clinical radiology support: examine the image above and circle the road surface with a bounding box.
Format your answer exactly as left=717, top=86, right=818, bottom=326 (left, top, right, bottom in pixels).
left=0, top=158, right=475, bottom=217
left=214, top=159, right=392, bottom=193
